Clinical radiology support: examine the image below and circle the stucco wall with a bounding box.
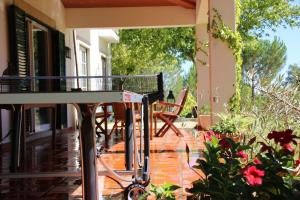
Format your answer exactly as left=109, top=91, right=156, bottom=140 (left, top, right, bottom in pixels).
left=195, top=0, right=236, bottom=121
left=196, top=24, right=210, bottom=111
left=0, top=0, right=13, bottom=141
left=210, top=0, right=236, bottom=117
left=23, top=0, right=65, bottom=30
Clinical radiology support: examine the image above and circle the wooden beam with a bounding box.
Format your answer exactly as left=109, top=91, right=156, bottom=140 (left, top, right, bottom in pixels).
left=65, top=6, right=195, bottom=28
left=167, top=0, right=196, bottom=9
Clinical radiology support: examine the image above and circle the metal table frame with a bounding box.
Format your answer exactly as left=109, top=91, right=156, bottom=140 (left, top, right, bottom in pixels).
left=0, top=90, right=150, bottom=200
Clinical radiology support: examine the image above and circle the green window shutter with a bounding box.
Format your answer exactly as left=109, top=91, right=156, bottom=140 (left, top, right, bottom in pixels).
left=52, top=30, right=67, bottom=128
left=52, top=30, right=66, bottom=91
left=8, top=5, right=30, bottom=91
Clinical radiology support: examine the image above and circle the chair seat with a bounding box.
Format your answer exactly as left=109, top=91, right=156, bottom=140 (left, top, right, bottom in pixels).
left=95, top=111, right=112, bottom=118
left=153, top=111, right=178, bottom=117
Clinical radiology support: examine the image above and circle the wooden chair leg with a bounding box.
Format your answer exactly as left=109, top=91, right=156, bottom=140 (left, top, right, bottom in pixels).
left=160, top=124, right=171, bottom=137
left=155, top=122, right=168, bottom=137
left=154, top=116, right=157, bottom=136
left=109, top=122, right=117, bottom=138
left=157, top=115, right=182, bottom=137
left=121, top=122, right=125, bottom=141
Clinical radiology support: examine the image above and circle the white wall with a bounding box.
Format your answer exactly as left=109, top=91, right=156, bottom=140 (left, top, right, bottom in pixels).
left=0, top=0, right=13, bottom=140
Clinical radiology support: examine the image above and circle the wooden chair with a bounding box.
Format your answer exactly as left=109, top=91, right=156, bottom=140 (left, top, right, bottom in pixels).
left=154, top=88, right=189, bottom=137
left=95, top=103, right=112, bottom=138
left=109, top=103, right=141, bottom=141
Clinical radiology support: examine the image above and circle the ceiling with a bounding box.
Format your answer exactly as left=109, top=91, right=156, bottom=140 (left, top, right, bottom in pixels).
left=61, top=0, right=196, bottom=9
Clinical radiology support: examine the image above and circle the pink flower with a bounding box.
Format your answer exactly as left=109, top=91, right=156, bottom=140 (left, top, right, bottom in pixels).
left=253, top=158, right=262, bottom=165
left=204, top=130, right=214, bottom=141
left=236, top=151, right=248, bottom=159
left=241, top=166, right=265, bottom=186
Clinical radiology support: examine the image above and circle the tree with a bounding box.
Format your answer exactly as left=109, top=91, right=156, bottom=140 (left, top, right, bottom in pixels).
left=285, top=63, right=300, bottom=87
left=239, top=0, right=300, bottom=39
left=117, top=28, right=195, bottom=64
left=111, top=28, right=194, bottom=97
left=185, top=64, right=197, bottom=97
left=242, top=37, right=287, bottom=100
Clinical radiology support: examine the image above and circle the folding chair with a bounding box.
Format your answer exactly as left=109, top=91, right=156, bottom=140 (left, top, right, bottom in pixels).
left=109, top=103, right=141, bottom=141
left=95, top=103, right=112, bottom=138
left=154, top=88, right=189, bottom=137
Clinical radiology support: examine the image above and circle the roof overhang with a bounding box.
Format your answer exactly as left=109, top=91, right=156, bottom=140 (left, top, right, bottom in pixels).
left=97, top=29, right=119, bottom=43
left=61, top=0, right=196, bottom=9
left=61, top=0, right=207, bottom=29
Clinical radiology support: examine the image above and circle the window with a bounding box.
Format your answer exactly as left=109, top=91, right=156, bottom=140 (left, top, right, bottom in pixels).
left=101, top=56, right=107, bottom=90
left=79, top=45, right=89, bottom=90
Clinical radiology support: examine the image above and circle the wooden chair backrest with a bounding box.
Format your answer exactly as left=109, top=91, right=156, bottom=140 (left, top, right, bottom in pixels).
left=112, top=103, right=127, bottom=121
left=173, top=88, right=189, bottom=115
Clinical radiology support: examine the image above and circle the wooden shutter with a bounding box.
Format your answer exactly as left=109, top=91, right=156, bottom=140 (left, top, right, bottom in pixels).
left=52, top=30, right=67, bottom=128
left=8, top=6, right=30, bottom=91
left=53, top=30, right=66, bottom=91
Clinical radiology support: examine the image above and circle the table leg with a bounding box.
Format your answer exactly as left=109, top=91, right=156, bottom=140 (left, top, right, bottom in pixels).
left=78, top=104, right=99, bottom=200
left=0, top=109, right=2, bottom=141
left=51, top=107, right=57, bottom=150
left=104, top=105, right=109, bottom=147
left=142, top=96, right=150, bottom=181
left=10, top=105, right=23, bottom=172
left=149, top=104, right=153, bottom=140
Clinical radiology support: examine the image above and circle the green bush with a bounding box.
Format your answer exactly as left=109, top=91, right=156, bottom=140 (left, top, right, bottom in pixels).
left=181, top=93, right=197, bottom=118
left=211, top=113, right=253, bottom=134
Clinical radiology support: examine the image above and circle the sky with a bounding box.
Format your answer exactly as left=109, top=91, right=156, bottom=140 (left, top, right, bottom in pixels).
left=265, top=25, right=300, bottom=73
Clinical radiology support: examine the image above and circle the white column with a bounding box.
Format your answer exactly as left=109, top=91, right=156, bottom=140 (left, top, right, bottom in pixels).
left=195, top=24, right=210, bottom=111
left=209, top=0, right=236, bottom=120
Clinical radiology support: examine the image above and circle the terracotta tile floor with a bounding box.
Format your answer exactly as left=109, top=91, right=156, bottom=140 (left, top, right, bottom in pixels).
left=0, top=126, right=205, bottom=200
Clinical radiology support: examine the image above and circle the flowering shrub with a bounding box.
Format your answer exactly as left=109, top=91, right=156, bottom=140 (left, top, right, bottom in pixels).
left=188, top=130, right=300, bottom=200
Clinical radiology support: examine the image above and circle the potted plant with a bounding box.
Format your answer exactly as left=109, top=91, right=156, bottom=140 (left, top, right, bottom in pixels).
left=197, top=104, right=211, bottom=131
left=209, top=113, right=253, bottom=142
left=188, top=129, right=300, bottom=199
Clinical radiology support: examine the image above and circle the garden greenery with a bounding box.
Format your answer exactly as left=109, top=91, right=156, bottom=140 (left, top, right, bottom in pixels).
left=188, top=130, right=300, bottom=199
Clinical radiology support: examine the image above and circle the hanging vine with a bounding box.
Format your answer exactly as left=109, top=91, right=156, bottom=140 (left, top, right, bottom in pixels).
left=208, top=1, right=243, bottom=113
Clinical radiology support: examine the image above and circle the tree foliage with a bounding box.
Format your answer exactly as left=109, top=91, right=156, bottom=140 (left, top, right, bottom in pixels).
left=185, top=63, right=197, bottom=97
left=242, top=37, right=287, bottom=86
left=285, top=63, right=300, bottom=87
left=239, top=0, right=300, bottom=39
left=111, top=28, right=195, bottom=98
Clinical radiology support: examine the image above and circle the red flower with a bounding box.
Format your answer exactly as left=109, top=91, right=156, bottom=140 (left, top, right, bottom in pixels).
left=282, top=143, right=294, bottom=153
left=241, top=166, right=265, bottom=186
left=236, top=151, right=248, bottom=159
left=219, top=139, right=232, bottom=149
left=253, top=158, right=262, bottom=165
left=267, top=129, right=297, bottom=146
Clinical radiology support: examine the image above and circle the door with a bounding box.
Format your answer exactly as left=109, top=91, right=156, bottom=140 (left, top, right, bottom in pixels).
left=28, top=21, right=52, bottom=133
